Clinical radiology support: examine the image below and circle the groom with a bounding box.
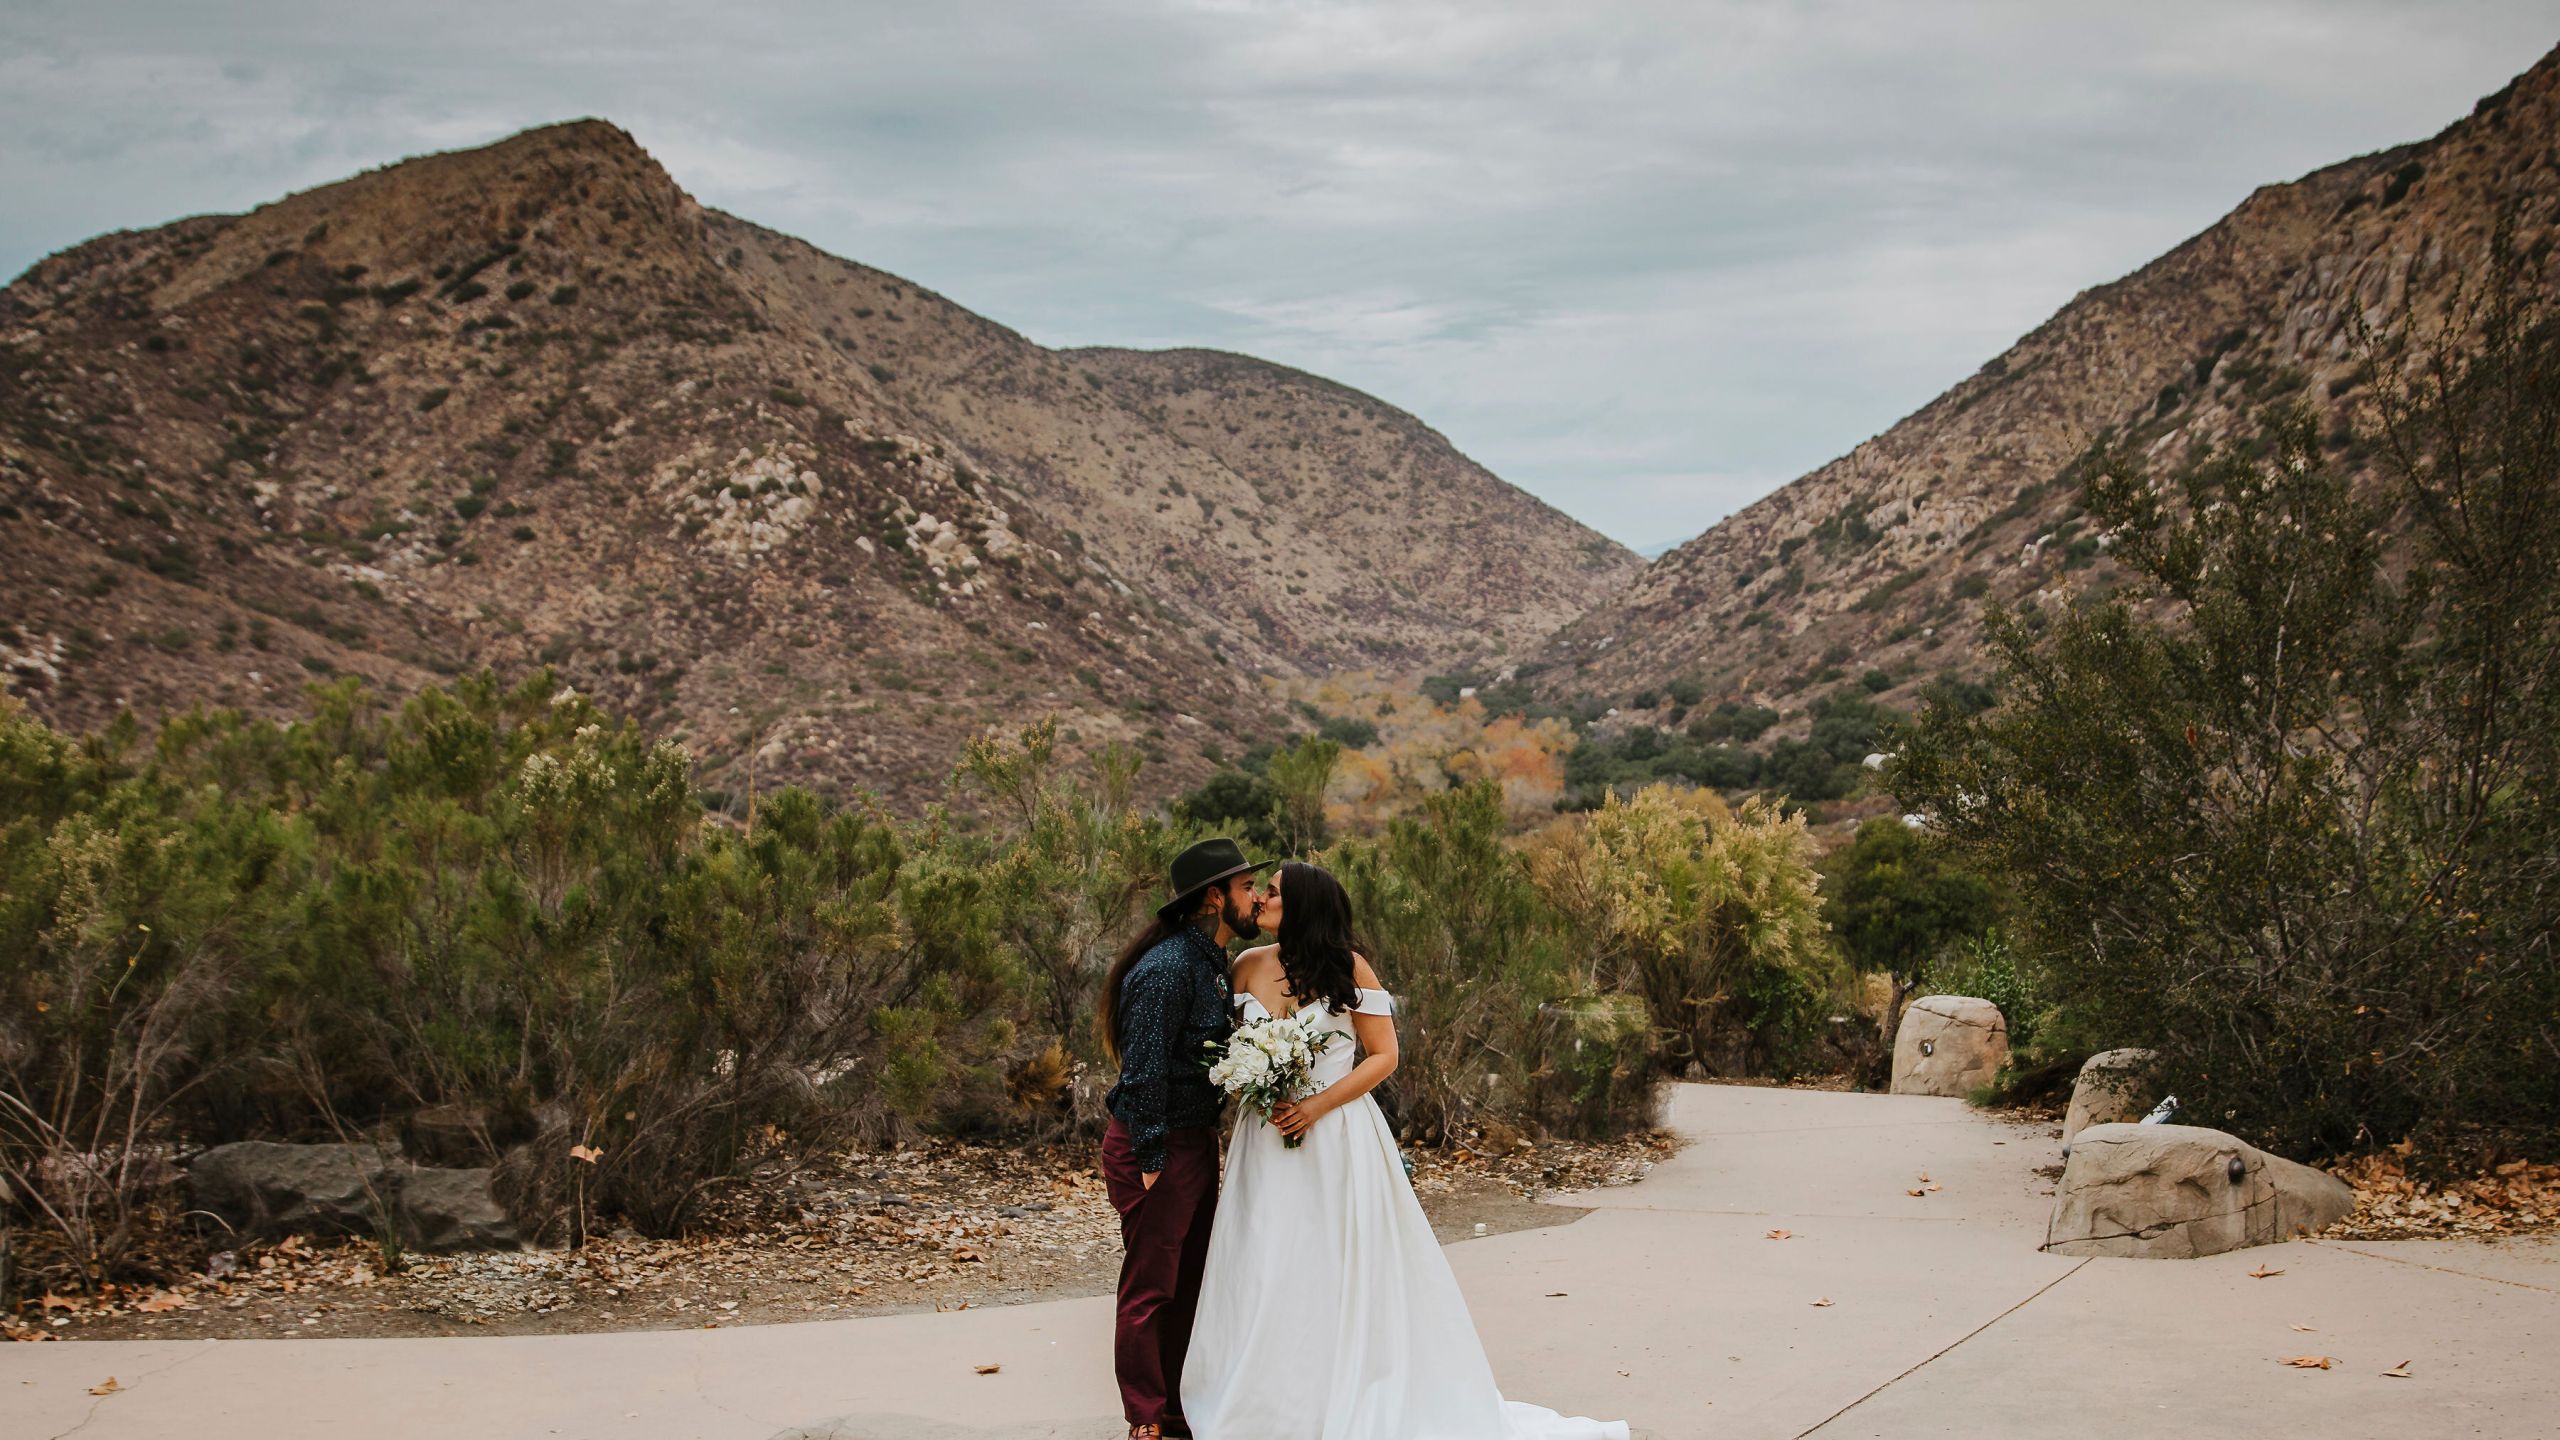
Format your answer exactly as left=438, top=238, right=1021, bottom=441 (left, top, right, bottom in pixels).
left=1098, top=837, right=1274, bottom=1440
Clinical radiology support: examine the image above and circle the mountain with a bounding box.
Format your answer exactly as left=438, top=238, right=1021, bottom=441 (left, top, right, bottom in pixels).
left=0, top=121, right=1639, bottom=806
left=1535, top=45, right=2560, bottom=720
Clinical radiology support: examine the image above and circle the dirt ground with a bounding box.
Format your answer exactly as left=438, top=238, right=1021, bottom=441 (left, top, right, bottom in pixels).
left=7, top=1131, right=1679, bottom=1344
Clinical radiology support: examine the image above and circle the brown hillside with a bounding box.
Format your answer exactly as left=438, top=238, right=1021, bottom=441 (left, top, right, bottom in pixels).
left=1537, top=44, right=2560, bottom=720
left=0, top=120, right=1638, bottom=807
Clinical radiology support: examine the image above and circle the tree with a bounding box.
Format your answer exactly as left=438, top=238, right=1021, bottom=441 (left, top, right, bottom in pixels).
left=1264, top=736, right=1341, bottom=855
left=1894, top=226, right=2560, bottom=1158
left=1823, top=817, right=2002, bottom=1079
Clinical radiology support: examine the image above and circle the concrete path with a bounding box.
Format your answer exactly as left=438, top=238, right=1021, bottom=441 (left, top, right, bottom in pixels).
left=5, top=1085, right=2554, bottom=1439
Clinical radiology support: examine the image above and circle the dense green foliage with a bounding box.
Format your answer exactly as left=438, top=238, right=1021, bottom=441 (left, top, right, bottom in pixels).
left=1896, top=250, right=2560, bottom=1160
left=0, top=682, right=1843, bottom=1297
left=1821, top=816, right=2006, bottom=1071
left=1562, top=687, right=1902, bottom=806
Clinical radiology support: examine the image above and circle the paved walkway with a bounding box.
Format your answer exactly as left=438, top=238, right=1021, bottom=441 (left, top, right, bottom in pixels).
left=6, top=1086, right=2554, bottom=1439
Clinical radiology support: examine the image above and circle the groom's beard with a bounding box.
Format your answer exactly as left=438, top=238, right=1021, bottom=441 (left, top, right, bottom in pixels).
left=1223, top=895, right=1261, bottom=941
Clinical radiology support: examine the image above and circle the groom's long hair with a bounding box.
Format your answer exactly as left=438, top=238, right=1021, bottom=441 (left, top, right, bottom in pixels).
left=1275, top=862, right=1365, bottom=1016
left=1097, top=914, right=1180, bottom=1062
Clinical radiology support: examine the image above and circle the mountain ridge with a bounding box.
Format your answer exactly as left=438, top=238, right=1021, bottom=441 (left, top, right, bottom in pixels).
left=0, top=118, right=1638, bottom=807
left=1537, top=44, right=2560, bottom=719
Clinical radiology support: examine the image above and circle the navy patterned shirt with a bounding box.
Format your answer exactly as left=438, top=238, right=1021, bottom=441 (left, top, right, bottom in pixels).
left=1105, top=922, right=1234, bottom=1173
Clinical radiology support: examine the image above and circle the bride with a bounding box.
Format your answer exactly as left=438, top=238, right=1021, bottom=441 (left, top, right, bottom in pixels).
left=1179, top=861, right=1630, bottom=1440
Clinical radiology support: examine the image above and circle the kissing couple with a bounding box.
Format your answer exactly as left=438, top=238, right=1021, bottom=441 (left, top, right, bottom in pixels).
left=1097, top=837, right=1629, bottom=1440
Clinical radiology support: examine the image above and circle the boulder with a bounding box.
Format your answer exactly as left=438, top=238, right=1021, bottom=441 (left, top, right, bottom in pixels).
left=186, top=1142, right=519, bottom=1252
left=2043, top=1122, right=2356, bottom=1258
left=396, top=1166, right=520, bottom=1252
left=1890, top=995, right=2009, bottom=1097
left=2062, top=1048, right=2162, bottom=1143
left=187, top=1141, right=399, bottom=1242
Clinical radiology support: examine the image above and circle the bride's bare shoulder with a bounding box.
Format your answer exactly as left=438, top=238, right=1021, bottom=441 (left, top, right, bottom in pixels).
left=1351, top=952, right=1384, bottom=988
left=1232, top=943, right=1280, bottom=981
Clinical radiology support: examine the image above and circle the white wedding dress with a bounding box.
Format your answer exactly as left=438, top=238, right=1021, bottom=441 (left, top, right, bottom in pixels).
left=1180, top=989, right=1630, bottom=1440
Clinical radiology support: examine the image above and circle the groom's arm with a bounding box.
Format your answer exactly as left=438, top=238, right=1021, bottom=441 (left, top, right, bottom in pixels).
left=1115, top=959, right=1180, bottom=1176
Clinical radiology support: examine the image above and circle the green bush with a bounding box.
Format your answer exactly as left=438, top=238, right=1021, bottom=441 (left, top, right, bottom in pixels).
left=1896, top=238, right=2560, bottom=1160
left=0, top=677, right=1051, bottom=1288
left=0, top=686, right=1865, bottom=1297
left=1327, top=782, right=1571, bottom=1140
left=1527, top=785, right=1843, bottom=1080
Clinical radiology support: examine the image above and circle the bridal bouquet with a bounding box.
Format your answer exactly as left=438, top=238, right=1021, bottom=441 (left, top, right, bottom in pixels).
left=1205, top=1013, right=1340, bottom=1149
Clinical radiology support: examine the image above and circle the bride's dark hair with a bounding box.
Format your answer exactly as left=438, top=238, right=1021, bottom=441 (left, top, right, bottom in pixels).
left=1274, top=861, right=1366, bottom=1016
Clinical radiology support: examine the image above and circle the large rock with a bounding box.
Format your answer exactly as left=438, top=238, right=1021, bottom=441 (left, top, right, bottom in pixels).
left=188, top=1141, right=399, bottom=1242
left=396, top=1167, right=520, bottom=1252
left=2043, top=1122, right=2356, bottom=1258
left=1890, top=995, right=2009, bottom=1097
left=187, top=1142, right=519, bottom=1252
left=2062, top=1048, right=2162, bottom=1142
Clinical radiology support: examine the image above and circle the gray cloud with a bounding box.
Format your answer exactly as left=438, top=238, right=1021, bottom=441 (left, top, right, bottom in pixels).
left=4, top=1, right=2551, bottom=546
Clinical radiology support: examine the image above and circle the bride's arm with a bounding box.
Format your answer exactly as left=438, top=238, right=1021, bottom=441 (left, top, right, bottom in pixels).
left=1271, top=956, right=1397, bottom=1139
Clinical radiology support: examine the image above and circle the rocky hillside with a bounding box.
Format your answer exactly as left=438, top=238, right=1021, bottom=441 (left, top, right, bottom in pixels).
left=1537, top=44, right=2560, bottom=721
left=0, top=122, right=1638, bottom=807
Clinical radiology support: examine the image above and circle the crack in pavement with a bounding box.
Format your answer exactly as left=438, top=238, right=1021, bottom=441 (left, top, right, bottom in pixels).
left=1794, top=1258, right=2093, bottom=1438
left=43, top=1339, right=227, bottom=1440
left=2306, top=1239, right=2560, bottom=1296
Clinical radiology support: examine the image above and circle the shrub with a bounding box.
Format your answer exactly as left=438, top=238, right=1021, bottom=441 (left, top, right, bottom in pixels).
left=1689, top=701, right=1778, bottom=744
left=1896, top=235, right=2560, bottom=1159
left=1327, top=782, right=1572, bottom=1140
left=1526, top=785, right=1842, bottom=1079
left=1315, top=715, right=1378, bottom=749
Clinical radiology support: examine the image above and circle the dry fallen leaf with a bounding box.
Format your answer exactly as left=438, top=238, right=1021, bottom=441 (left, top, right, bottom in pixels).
left=2248, top=1264, right=2285, bottom=1279
left=1906, top=1188, right=1928, bottom=1197
left=974, top=1364, right=1001, bottom=1376
left=1765, top=1229, right=1792, bottom=1240
left=569, top=1144, right=604, bottom=1164
left=1545, top=1292, right=1569, bottom=1298
left=2289, top=1324, right=2317, bottom=1333
left=2283, top=1355, right=2335, bottom=1370
left=89, top=1378, right=121, bottom=1396
left=1810, top=1297, right=1835, bottom=1307
left=132, top=1291, right=189, bottom=1314
left=2382, top=1361, right=2413, bottom=1378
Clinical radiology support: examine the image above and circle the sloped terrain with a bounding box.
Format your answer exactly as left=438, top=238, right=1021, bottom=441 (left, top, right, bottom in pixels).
left=0, top=121, right=1638, bottom=806
left=1539, top=45, right=2560, bottom=721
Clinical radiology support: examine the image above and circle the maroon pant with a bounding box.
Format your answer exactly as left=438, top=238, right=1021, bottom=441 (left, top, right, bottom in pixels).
left=1100, top=1118, right=1219, bottom=1430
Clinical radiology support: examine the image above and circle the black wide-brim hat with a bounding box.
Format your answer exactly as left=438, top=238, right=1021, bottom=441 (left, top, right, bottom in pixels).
left=1156, top=836, right=1281, bottom=919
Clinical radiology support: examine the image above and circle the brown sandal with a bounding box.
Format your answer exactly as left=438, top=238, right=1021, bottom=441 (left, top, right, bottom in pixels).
left=1127, top=1426, right=1161, bottom=1440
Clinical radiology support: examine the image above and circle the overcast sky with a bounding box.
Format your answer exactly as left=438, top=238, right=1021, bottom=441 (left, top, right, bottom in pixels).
left=4, top=3, right=2551, bottom=549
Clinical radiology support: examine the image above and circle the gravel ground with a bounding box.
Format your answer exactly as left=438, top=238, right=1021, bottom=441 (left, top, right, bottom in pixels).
left=6, top=1130, right=1679, bottom=1343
